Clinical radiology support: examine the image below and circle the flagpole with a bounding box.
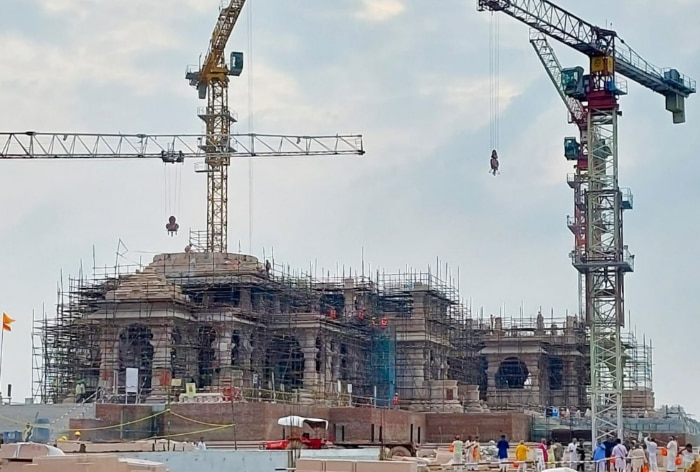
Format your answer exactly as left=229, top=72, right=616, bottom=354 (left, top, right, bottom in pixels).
left=0, top=324, right=5, bottom=398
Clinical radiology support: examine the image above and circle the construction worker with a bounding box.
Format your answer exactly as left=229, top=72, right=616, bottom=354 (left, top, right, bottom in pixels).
left=490, top=150, right=500, bottom=176
left=22, top=423, right=33, bottom=442
left=75, top=380, right=86, bottom=403
left=74, top=431, right=81, bottom=441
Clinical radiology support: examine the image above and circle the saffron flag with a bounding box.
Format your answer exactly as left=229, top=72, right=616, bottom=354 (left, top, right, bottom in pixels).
left=2, top=313, right=14, bottom=332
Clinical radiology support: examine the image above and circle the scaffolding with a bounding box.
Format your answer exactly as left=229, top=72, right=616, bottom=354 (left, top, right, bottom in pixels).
left=470, top=310, right=589, bottom=412
left=30, top=250, right=654, bottom=417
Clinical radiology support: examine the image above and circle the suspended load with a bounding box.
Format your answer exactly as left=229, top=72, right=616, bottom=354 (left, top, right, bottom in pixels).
left=166, top=215, right=180, bottom=235
left=490, top=149, right=499, bottom=176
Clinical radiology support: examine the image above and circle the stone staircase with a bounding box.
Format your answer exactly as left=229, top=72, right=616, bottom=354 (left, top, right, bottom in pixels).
left=0, top=403, right=96, bottom=439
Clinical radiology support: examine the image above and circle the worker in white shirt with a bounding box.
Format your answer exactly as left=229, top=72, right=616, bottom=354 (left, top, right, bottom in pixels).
left=611, top=438, right=628, bottom=472
left=567, top=438, right=578, bottom=469
left=681, top=444, right=698, bottom=469
left=667, top=436, right=679, bottom=472
left=644, top=436, right=658, bottom=472
left=452, top=435, right=465, bottom=472
left=629, top=444, right=647, bottom=472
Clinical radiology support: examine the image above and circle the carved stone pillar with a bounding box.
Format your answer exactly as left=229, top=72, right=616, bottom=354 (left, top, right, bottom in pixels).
left=324, top=342, right=333, bottom=393
left=240, top=289, right=252, bottom=312
left=98, top=325, right=120, bottom=395
left=300, top=334, right=319, bottom=390
left=215, top=324, right=235, bottom=386
left=150, top=325, right=173, bottom=399
left=485, top=357, right=500, bottom=406
left=232, top=329, right=253, bottom=388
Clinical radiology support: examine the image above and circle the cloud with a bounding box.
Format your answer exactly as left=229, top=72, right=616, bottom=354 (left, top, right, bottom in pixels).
left=356, top=0, right=405, bottom=22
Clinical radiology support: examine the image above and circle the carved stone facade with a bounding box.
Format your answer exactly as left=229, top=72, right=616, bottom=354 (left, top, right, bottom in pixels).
left=44, top=252, right=654, bottom=414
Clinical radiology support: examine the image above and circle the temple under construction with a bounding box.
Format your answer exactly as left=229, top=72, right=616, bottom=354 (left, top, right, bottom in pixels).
left=31, top=251, right=654, bottom=415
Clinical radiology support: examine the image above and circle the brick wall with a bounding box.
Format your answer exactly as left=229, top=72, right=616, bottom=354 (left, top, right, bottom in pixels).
left=327, top=407, right=425, bottom=444
left=71, top=404, right=534, bottom=444
left=70, top=405, right=154, bottom=442
left=73, top=403, right=426, bottom=443
left=169, top=402, right=329, bottom=441
left=424, top=413, right=531, bottom=443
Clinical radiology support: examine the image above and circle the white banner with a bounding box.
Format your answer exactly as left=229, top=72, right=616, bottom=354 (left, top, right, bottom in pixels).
left=125, top=368, right=139, bottom=394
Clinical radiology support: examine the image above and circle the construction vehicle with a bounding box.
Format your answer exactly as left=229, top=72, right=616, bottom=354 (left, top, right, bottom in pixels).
left=261, top=414, right=416, bottom=457
left=477, top=0, right=695, bottom=446
left=262, top=416, right=328, bottom=450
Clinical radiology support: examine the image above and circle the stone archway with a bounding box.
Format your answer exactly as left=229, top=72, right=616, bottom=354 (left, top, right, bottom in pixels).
left=118, top=324, right=154, bottom=394
left=495, top=356, right=529, bottom=389
left=198, top=325, right=217, bottom=387
left=265, top=336, right=304, bottom=390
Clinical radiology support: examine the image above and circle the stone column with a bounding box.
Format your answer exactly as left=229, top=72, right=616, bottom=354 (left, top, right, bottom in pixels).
left=150, top=325, right=173, bottom=400
left=232, top=329, right=254, bottom=389
left=98, top=325, right=120, bottom=396
left=300, top=334, right=319, bottom=390
left=331, top=343, right=340, bottom=384
left=214, top=324, right=235, bottom=387
left=324, top=342, right=334, bottom=393
left=239, top=288, right=252, bottom=312
left=485, top=356, right=501, bottom=407
left=565, top=359, right=579, bottom=408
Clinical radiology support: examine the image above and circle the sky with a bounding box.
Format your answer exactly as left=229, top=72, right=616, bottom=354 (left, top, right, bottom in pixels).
left=0, top=0, right=698, bottom=416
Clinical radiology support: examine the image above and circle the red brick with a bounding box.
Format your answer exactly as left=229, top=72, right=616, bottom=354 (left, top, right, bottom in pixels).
left=424, top=413, right=531, bottom=443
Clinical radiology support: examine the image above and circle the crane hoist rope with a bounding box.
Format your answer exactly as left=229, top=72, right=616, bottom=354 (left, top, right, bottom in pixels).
left=489, top=12, right=501, bottom=176
left=246, top=0, right=255, bottom=254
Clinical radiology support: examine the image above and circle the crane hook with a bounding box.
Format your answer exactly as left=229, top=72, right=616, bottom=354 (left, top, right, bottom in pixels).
left=166, top=215, right=180, bottom=236
left=490, top=149, right=500, bottom=176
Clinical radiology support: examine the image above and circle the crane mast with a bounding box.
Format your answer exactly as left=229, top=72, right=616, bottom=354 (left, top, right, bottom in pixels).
left=186, top=0, right=247, bottom=254
left=479, top=0, right=696, bottom=445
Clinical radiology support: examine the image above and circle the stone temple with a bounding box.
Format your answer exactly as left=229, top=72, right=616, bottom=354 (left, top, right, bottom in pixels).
left=34, top=251, right=654, bottom=416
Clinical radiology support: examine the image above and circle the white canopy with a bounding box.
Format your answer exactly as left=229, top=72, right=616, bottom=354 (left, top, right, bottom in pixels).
left=277, top=415, right=329, bottom=430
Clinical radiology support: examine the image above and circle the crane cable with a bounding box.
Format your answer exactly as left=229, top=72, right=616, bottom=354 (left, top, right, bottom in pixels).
left=247, top=1, right=255, bottom=255
left=163, top=155, right=183, bottom=223
left=489, top=12, right=501, bottom=153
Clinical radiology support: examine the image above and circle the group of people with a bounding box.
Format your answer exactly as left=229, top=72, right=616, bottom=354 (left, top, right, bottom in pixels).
left=451, top=434, right=698, bottom=472
left=449, top=435, right=483, bottom=471
left=597, top=435, right=698, bottom=472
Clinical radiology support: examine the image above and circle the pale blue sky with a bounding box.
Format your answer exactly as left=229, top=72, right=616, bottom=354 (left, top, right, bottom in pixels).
left=0, top=0, right=698, bottom=415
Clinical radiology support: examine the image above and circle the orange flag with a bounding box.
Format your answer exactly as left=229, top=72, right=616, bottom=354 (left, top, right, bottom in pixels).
left=2, top=313, right=14, bottom=332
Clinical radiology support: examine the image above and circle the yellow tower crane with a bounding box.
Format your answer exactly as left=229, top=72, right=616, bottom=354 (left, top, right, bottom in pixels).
left=185, top=0, right=248, bottom=253
left=0, top=1, right=365, bottom=251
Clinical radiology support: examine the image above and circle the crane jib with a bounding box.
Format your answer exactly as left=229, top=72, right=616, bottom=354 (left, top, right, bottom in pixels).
left=0, top=133, right=365, bottom=160
left=477, top=0, right=696, bottom=98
